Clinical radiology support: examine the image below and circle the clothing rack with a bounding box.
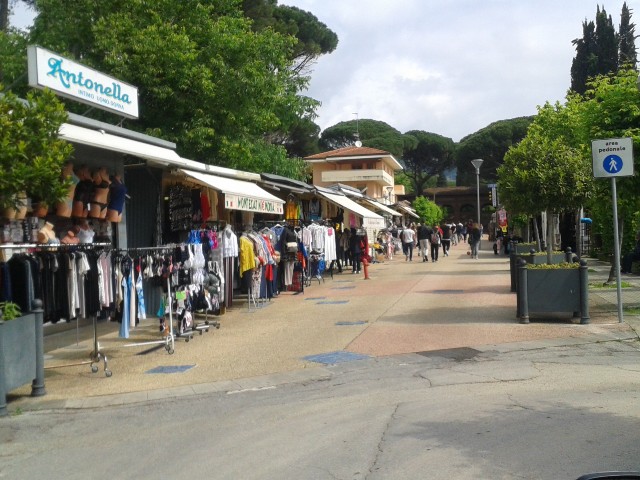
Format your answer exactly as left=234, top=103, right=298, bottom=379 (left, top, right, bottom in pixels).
left=117, top=245, right=182, bottom=353
left=1, top=242, right=115, bottom=377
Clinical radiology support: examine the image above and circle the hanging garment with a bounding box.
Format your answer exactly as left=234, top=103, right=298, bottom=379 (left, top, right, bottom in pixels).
left=136, top=271, right=146, bottom=320
left=119, top=272, right=131, bottom=338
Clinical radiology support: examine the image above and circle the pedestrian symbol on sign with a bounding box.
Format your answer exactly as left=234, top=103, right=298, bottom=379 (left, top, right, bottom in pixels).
left=603, top=154, right=623, bottom=174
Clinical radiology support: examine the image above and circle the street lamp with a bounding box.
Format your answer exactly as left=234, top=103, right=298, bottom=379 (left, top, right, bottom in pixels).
left=471, top=159, right=483, bottom=229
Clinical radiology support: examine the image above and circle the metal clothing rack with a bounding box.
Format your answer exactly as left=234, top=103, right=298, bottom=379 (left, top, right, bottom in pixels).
left=118, top=245, right=182, bottom=353
left=0, top=242, right=115, bottom=377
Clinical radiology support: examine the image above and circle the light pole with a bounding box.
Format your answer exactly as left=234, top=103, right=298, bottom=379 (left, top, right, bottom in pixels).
left=471, top=159, right=483, bottom=229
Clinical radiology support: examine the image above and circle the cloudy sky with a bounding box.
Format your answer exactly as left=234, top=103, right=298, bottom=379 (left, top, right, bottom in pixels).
left=10, top=1, right=632, bottom=142
left=279, top=0, right=632, bottom=141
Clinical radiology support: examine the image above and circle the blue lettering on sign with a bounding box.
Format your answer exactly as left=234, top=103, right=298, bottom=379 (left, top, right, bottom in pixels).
left=46, top=57, right=132, bottom=105
left=603, top=154, right=623, bottom=174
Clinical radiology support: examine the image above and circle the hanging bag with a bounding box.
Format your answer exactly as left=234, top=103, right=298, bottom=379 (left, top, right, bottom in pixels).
left=286, top=241, right=298, bottom=253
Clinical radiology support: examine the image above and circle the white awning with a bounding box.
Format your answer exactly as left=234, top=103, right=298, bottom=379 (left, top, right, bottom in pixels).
left=180, top=169, right=284, bottom=215
left=59, top=123, right=183, bottom=164
left=365, top=199, right=402, bottom=217
left=316, top=189, right=382, bottom=220
left=395, top=203, right=420, bottom=218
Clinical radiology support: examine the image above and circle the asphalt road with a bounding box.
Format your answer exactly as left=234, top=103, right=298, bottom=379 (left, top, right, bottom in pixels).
left=3, top=336, right=640, bottom=480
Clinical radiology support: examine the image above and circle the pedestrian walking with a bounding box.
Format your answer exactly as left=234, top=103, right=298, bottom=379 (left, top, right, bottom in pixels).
left=402, top=224, right=416, bottom=261
left=430, top=225, right=441, bottom=262
left=343, top=228, right=352, bottom=267
left=349, top=229, right=362, bottom=273
left=441, top=223, right=451, bottom=257
left=417, top=223, right=430, bottom=262
left=469, top=222, right=481, bottom=259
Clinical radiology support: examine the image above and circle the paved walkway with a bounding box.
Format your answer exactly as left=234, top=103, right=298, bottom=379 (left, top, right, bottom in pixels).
left=6, top=238, right=638, bottom=413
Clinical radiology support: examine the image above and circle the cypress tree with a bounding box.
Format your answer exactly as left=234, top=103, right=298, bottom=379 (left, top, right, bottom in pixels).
left=618, top=2, right=638, bottom=68
left=595, top=5, right=619, bottom=74
left=571, top=20, right=597, bottom=94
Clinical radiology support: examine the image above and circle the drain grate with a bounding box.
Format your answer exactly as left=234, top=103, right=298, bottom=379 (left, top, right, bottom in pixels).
left=305, top=297, right=326, bottom=301
left=145, top=365, right=195, bottom=374
left=335, top=321, right=367, bottom=326
left=317, top=300, right=349, bottom=305
left=303, top=351, right=370, bottom=365
left=416, top=347, right=480, bottom=361
left=332, top=286, right=356, bottom=290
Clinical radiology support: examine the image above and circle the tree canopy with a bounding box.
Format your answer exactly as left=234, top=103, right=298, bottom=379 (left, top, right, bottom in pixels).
left=402, top=130, right=456, bottom=195
left=570, top=3, right=636, bottom=95
left=413, top=195, right=443, bottom=226
left=0, top=0, right=339, bottom=179
left=319, top=119, right=412, bottom=157
left=456, top=117, right=532, bottom=186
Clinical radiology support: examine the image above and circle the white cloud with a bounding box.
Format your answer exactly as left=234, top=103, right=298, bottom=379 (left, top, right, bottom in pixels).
left=281, top=0, right=629, bottom=141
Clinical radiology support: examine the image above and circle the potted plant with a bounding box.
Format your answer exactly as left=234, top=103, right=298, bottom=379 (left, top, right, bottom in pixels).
left=516, top=260, right=590, bottom=324
left=510, top=248, right=573, bottom=291
left=0, top=88, right=74, bottom=219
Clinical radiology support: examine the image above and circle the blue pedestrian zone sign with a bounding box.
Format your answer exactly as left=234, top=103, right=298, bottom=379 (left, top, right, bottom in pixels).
left=603, top=154, right=623, bottom=174
left=592, top=138, right=634, bottom=178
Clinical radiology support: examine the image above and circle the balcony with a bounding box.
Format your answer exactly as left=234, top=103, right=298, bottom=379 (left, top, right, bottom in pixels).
left=321, top=169, right=393, bottom=186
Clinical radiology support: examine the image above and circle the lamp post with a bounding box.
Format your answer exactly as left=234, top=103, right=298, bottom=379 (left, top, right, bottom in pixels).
left=471, top=159, right=483, bottom=229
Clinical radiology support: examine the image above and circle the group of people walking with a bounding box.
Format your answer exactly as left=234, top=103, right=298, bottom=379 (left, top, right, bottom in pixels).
left=398, top=220, right=482, bottom=262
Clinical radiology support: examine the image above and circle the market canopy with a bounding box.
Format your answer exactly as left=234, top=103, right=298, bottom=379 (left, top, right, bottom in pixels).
left=315, top=187, right=382, bottom=221
left=59, top=123, right=183, bottom=165
left=180, top=169, right=284, bottom=215
left=365, top=199, right=402, bottom=217
left=395, top=203, right=420, bottom=219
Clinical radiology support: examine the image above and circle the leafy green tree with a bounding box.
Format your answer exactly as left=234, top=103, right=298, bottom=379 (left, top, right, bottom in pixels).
left=571, top=68, right=640, bottom=255
left=618, top=2, right=637, bottom=68
left=402, top=130, right=455, bottom=195
left=0, top=27, right=28, bottom=85
left=0, top=86, right=73, bottom=209
left=272, top=5, right=338, bottom=75
left=393, top=171, right=413, bottom=195
left=412, top=196, right=443, bottom=226
left=279, top=116, right=321, bottom=158
left=28, top=0, right=318, bottom=179
left=455, top=117, right=532, bottom=186
left=242, top=0, right=338, bottom=75
left=319, top=119, right=412, bottom=157
left=498, top=102, right=593, bottom=260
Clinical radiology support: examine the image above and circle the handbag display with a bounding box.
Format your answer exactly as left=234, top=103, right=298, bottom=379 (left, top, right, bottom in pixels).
left=286, top=241, right=298, bottom=253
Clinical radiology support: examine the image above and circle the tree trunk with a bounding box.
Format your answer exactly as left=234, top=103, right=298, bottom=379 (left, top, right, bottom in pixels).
left=533, top=216, right=541, bottom=252
left=546, top=210, right=553, bottom=264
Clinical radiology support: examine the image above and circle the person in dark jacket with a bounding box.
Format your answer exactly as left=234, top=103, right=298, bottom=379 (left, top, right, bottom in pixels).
left=350, top=230, right=362, bottom=274
left=417, top=223, right=431, bottom=262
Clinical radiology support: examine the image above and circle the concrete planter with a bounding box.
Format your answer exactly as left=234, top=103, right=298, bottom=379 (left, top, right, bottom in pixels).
left=510, top=250, right=571, bottom=292
left=0, top=300, right=45, bottom=417
left=516, top=260, right=589, bottom=324
left=512, top=242, right=537, bottom=254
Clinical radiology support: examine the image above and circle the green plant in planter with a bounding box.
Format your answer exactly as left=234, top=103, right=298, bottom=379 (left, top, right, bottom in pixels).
left=0, top=302, right=22, bottom=321
left=0, top=87, right=73, bottom=211
left=527, top=262, right=579, bottom=269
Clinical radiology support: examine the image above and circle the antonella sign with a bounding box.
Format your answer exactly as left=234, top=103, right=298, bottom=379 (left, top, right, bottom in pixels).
left=27, top=46, right=139, bottom=119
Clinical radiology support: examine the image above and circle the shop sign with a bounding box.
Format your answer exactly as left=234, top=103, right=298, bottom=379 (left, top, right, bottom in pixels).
left=27, top=45, right=139, bottom=119
left=362, top=217, right=385, bottom=229
left=225, top=194, right=283, bottom=215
